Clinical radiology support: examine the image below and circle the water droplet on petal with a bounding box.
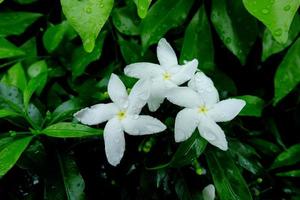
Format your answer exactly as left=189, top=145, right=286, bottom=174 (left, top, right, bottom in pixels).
left=133, top=115, right=139, bottom=120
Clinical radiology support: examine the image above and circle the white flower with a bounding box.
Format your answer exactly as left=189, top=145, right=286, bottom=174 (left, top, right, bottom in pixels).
left=74, top=74, right=166, bottom=166
left=202, top=184, right=215, bottom=200
left=166, top=72, right=246, bottom=150
left=124, top=38, right=198, bottom=112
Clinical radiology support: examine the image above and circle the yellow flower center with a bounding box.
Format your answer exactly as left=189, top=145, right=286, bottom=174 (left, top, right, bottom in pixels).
left=117, top=111, right=126, bottom=120
left=198, top=106, right=208, bottom=113
left=163, top=72, right=171, bottom=80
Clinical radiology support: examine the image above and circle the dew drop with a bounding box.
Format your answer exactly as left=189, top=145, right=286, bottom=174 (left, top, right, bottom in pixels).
left=133, top=115, right=139, bottom=120
left=283, top=5, right=291, bottom=11
left=274, top=28, right=282, bottom=36
left=225, top=37, right=232, bottom=44
left=262, top=9, right=269, bottom=14
left=85, top=7, right=92, bottom=14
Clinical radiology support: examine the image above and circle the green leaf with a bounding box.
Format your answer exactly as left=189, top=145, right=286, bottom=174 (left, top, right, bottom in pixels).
left=112, top=5, right=140, bottom=35
left=180, top=6, right=214, bottom=72
left=1, top=63, right=27, bottom=91
left=262, top=14, right=300, bottom=61
left=249, top=138, right=281, bottom=156
left=134, top=0, right=151, bottom=18
left=206, top=150, right=253, bottom=200
left=141, top=0, right=195, bottom=50
left=271, top=144, right=300, bottom=169
left=211, top=0, right=258, bottom=64
left=57, top=153, right=86, bottom=200
left=13, top=0, right=37, bottom=4
left=273, top=38, right=300, bottom=105
left=0, top=109, right=20, bottom=118
left=276, top=170, right=300, bottom=177
left=27, top=103, right=43, bottom=129
left=229, top=140, right=263, bottom=174
left=0, top=12, right=41, bottom=36
left=243, top=0, right=300, bottom=44
left=0, top=37, right=25, bottom=59
left=43, top=21, right=69, bottom=53
left=23, top=72, right=47, bottom=108
left=71, top=31, right=107, bottom=78
left=49, top=99, right=82, bottom=125
left=20, top=37, right=38, bottom=66
left=169, top=131, right=207, bottom=168
left=236, top=95, right=265, bottom=117
left=42, top=122, right=102, bottom=138
left=61, top=0, right=114, bottom=52
left=0, top=83, right=23, bottom=113
left=0, top=136, right=32, bottom=177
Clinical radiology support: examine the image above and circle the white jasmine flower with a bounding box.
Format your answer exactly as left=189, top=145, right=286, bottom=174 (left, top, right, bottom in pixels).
left=74, top=74, right=166, bottom=166
left=202, top=184, right=215, bottom=200
left=166, top=72, right=246, bottom=150
left=124, top=38, right=198, bottom=112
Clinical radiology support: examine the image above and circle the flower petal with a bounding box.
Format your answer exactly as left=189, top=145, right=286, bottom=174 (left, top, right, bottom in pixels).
left=188, top=72, right=219, bottom=106
left=147, top=78, right=167, bottom=112
left=208, top=99, right=246, bottom=122
left=104, top=118, right=125, bottom=166
left=157, top=38, right=178, bottom=67
left=171, top=59, right=198, bottom=85
left=174, top=108, right=199, bottom=142
left=122, top=115, right=166, bottom=135
left=124, top=63, right=163, bottom=79
left=128, top=79, right=150, bottom=115
left=108, top=73, right=128, bottom=108
left=198, top=116, right=228, bottom=151
left=166, top=87, right=203, bottom=108
left=74, top=103, right=118, bottom=125
left=202, top=184, right=215, bottom=200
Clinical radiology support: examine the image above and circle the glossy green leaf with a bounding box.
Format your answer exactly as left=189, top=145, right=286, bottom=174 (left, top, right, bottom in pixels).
left=0, top=109, right=20, bottom=118
left=23, top=72, right=47, bottom=108
left=49, top=98, right=82, bottom=125
left=134, top=0, right=151, bottom=18
left=27, top=60, right=48, bottom=79
left=206, top=150, right=253, bottom=200
left=13, top=0, right=37, bottom=4
left=249, top=138, right=281, bottom=156
left=43, top=21, right=68, bottom=53
left=20, top=37, right=38, bottom=66
left=262, top=14, right=300, bottom=61
left=229, top=140, right=263, bottom=174
left=0, top=12, right=41, bottom=36
left=271, top=144, right=300, bottom=169
left=57, top=153, right=86, bottom=200
left=236, top=95, right=265, bottom=117
left=71, top=31, right=107, bottom=78
left=169, top=132, right=207, bottom=168
left=211, top=0, right=258, bottom=64
left=61, top=0, right=113, bottom=52
left=141, top=0, right=195, bottom=50
left=276, top=170, right=300, bottom=177
left=1, top=63, right=27, bottom=91
left=0, top=38, right=25, bottom=59
left=0, top=136, right=32, bottom=177
left=180, top=6, right=214, bottom=72
left=26, top=103, right=43, bottom=129
left=243, top=0, right=300, bottom=44
left=42, top=122, right=102, bottom=138
left=273, top=38, right=300, bottom=105
left=112, top=5, right=140, bottom=35
left=267, top=119, right=286, bottom=149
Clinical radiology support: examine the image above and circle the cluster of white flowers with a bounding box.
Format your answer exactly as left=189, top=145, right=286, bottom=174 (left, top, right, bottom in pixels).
left=74, top=38, right=245, bottom=167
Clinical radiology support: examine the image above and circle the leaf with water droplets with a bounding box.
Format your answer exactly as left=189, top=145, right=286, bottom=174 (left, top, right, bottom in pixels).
left=273, top=38, right=300, bottom=105
left=141, top=0, right=195, bottom=50
left=205, top=149, right=253, bottom=200
left=243, top=0, right=300, bottom=44
left=0, top=136, right=32, bottom=177
left=211, top=0, right=258, bottom=65
left=42, top=122, right=102, bottom=138
left=133, top=0, right=151, bottom=18
left=60, top=0, right=114, bottom=52
left=262, top=13, right=300, bottom=61
left=180, top=6, right=214, bottom=72
left=1, top=62, right=27, bottom=92
left=0, top=12, right=41, bottom=37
